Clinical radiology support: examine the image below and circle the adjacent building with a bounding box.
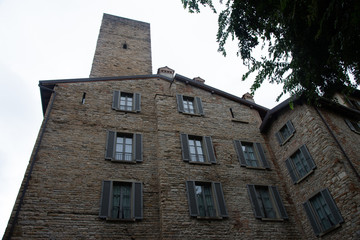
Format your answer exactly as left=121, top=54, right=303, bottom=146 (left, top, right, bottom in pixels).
left=3, top=13, right=360, bottom=239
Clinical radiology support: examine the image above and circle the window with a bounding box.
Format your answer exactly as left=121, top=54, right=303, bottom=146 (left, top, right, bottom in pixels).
left=176, top=94, right=204, bottom=115
left=234, top=141, right=270, bottom=169
left=303, top=189, right=344, bottom=236
left=346, top=97, right=360, bottom=110
left=275, top=120, right=295, bottom=145
left=112, top=91, right=141, bottom=112
left=285, top=145, right=316, bottom=183
left=186, top=181, right=228, bottom=218
left=180, top=134, right=216, bottom=164
left=247, top=185, right=288, bottom=220
left=99, top=181, right=143, bottom=220
left=105, top=131, right=142, bottom=162
left=345, top=119, right=360, bottom=133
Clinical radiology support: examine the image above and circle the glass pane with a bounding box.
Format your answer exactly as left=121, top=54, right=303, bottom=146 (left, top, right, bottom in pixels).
left=195, top=186, right=206, bottom=217
left=257, top=187, right=276, bottom=218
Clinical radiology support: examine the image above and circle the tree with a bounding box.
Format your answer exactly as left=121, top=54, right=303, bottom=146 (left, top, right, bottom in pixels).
left=182, top=0, right=360, bottom=102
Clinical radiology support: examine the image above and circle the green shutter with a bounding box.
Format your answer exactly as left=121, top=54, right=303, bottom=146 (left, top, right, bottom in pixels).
left=247, top=185, right=263, bottom=218
left=99, top=180, right=112, bottom=218
left=112, top=91, right=120, bottom=110
left=134, top=134, right=143, bottom=162
left=275, top=132, right=283, bottom=145
left=213, top=182, right=228, bottom=217
left=286, top=120, right=296, bottom=135
left=133, top=182, right=143, bottom=219
left=134, top=93, right=141, bottom=112
left=204, top=136, right=216, bottom=163
left=321, top=189, right=344, bottom=225
left=255, top=143, right=270, bottom=169
left=195, top=97, right=204, bottom=115
left=176, top=94, right=184, bottom=112
left=303, top=201, right=321, bottom=236
left=180, top=134, right=190, bottom=161
left=234, top=140, right=247, bottom=166
left=270, top=186, right=288, bottom=219
left=105, top=131, right=116, bottom=160
left=285, top=158, right=298, bottom=183
left=300, top=145, right=316, bottom=170
left=345, top=119, right=356, bottom=132
left=186, top=181, right=199, bottom=216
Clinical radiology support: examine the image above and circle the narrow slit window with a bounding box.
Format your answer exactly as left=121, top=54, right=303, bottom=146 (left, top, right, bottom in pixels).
left=81, top=92, right=86, bottom=104
left=229, top=108, right=235, bottom=118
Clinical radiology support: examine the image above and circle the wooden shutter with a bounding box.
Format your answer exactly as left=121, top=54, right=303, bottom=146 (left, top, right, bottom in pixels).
left=180, top=134, right=190, bottom=161
left=105, top=131, right=116, bottom=160
left=134, top=134, right=143, bottom=162
left=275, top=132, right=283, bottom=145
left=134, top=93, right=141, bottom=112
left=299, top=145, right=316, bottom=170
left=186, top=181, right=199, bottom=216
left=234, top=140, right=247, bottom=166
left=303, top=201, right=321, bottom=236
left=345, top=119, right=356, bottom=132
left=270, top=186, right=288, bottom=219
left=133, top=182, right=143, bottom=219
left=195, top=97, right=204, bottom=115
left=176, top=94, right=184, bottom=112
left=99, top=180, right=112, bottom=218
left=286, top=120, right=296, bottom=134
left=213, top=182, right=228, bottom=217
left=112, top=91, right=120, bottom=110
left=204, top=136, right=216, bottom=163
left=321, top=189, right=344, bottom=225
left=285, top=158, right=298, bottom=183
left=255, top=143, right=270, bottom=169
left=247, top=185, right=263, bottom=218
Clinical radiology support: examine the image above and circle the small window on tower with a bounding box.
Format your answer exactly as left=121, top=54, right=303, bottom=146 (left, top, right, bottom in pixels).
left=123, top=43, right=128, bottom=49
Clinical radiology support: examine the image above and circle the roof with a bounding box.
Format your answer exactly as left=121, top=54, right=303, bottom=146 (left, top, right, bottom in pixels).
left=39, top=73, right=269, bottom=118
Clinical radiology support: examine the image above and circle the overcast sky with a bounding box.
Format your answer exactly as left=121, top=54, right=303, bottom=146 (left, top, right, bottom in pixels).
left=0, top=0, right=287, bottom=235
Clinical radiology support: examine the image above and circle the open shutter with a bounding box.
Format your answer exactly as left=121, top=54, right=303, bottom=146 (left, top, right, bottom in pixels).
left=345, top=119, right=356, bottom=131
left=300, top=145, right=316, bottom=170
left=270, top=186, right=288, bottom=219
left=105, top=131, right=116, bottom=160
left=255, top=143, right=270, bottom=169
left=133, top=182, right=143, bottom=219
left=275, top=132, right=283, bottom=145
left=204, top=136, right=216, bottom=163
left=134, top=93, right=141, bottom=112
left=213, top=182, right=228, bottom=217
left=99, top=180, right=112, bottom=218
left=286, top=120, right=296, bottom=135
left=134, top=134, right=143, bottom=162
left=321, top=189, right=344, bottom=225
left=285, top=159, right=298, bottom=183
left=180, top=134, right=190, bottom=161
left=186, top=181, right=199, bottom=216
left=176, top=94, right=184, bottom=113
left=234, top=140, right=247, bottom=166
left=247, top=185, right=263, bottom=218
left=303, top=201, right=321, bottom=236
left=195, top=97, right=204, bottom=115
left=112, top=91, right=120, bottom=110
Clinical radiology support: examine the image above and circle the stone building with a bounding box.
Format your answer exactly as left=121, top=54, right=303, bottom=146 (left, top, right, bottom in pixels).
left=3, top=13, right=360, bottom=239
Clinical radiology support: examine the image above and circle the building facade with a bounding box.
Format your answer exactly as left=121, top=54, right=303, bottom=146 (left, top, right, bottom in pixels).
left=3, top=14, right=360, bottom=239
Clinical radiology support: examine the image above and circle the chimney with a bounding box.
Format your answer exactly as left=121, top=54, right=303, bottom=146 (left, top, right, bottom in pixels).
left=157, top=66, right=175, bottom=78
left=242, top=92, right=255, bottom=102
left=193, top=77, right=205, bottom=84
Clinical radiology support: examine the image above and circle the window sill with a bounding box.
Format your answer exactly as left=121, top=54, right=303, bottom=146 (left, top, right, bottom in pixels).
left=295, top=169, right=314, bottom=184
left=112, top=108, right=140, bottom=114
left=350, top=129, right=360, bottom=135
left=318, top=223, right=342, bottom=237
left=105, top=218, right=136, bottom=222
left=108, top=159, right=137, bottom=164
left=280, top=133, right=294, bottom=146
left=260, top=217, right=284, bottom=222
left=231, top=119, right=249, bottom=124
left=181, top=112, right=203, bottom=117
left=244, top=166, right=268, bottom=170
left=196, top=216, right=223, bottom=220
left=189, top=161, right=212, bottom=165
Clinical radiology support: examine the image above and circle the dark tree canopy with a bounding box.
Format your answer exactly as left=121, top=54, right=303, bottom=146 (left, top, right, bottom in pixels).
left=182, top=0, right=360, bottom=102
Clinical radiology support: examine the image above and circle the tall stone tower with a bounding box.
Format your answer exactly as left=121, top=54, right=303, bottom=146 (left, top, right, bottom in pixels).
left=90, top=14, right=152, bottom=77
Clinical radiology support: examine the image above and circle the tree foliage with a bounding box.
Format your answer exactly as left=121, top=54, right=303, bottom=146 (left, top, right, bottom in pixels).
left=182, top=0, right=360, bottom=101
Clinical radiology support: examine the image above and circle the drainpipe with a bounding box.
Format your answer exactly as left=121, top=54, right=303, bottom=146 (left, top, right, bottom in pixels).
left=6, top=85, right=56, bottom=239
left=315, top=107, right=360, bottom=182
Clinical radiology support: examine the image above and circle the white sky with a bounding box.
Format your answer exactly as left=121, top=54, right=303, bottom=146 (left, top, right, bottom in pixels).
left=0, top=0, right=286, bottom=235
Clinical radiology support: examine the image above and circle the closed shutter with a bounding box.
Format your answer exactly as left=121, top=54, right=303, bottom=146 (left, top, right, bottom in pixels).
left=133, top=182, right=143, bottom=219
left=99, top=180, right=112, bottom=218
left=300, top=145, right=316, bottom=170
left=345, top=119, right=356, bottom=131
left=234, top=140, right=247, bottom=166
left=285, top=158, right=298, bottom=183
left=286, top=120, right=296, bottom=135
left=275, top=132, right=283, bottom=145
left=204, top=136, right=216, bottom=163
left=112, top=91, right=120, bottom=110
left=186, top=181, right=199, bottom=216
left=247, top=185, right=263, bottom=218
left=321, top=189, right=344, bottom=225
left=180, top=134, right=190, bottom=161
left=270, top=186, right=288, bottom=219
left=134, top=93, right=141, bottom=112
left=105, top=131, right=116, bottom=160
left=303, top=201, right=321, bottom=236
left=176, top=94, right=184, bottom=113
left=134, top=134, right=143, bottom=162
left=213, top=182, right=228, bottom=217
left=255, top=143, right=270, bottom=169
left=195, top=97, right=204, bottom=115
